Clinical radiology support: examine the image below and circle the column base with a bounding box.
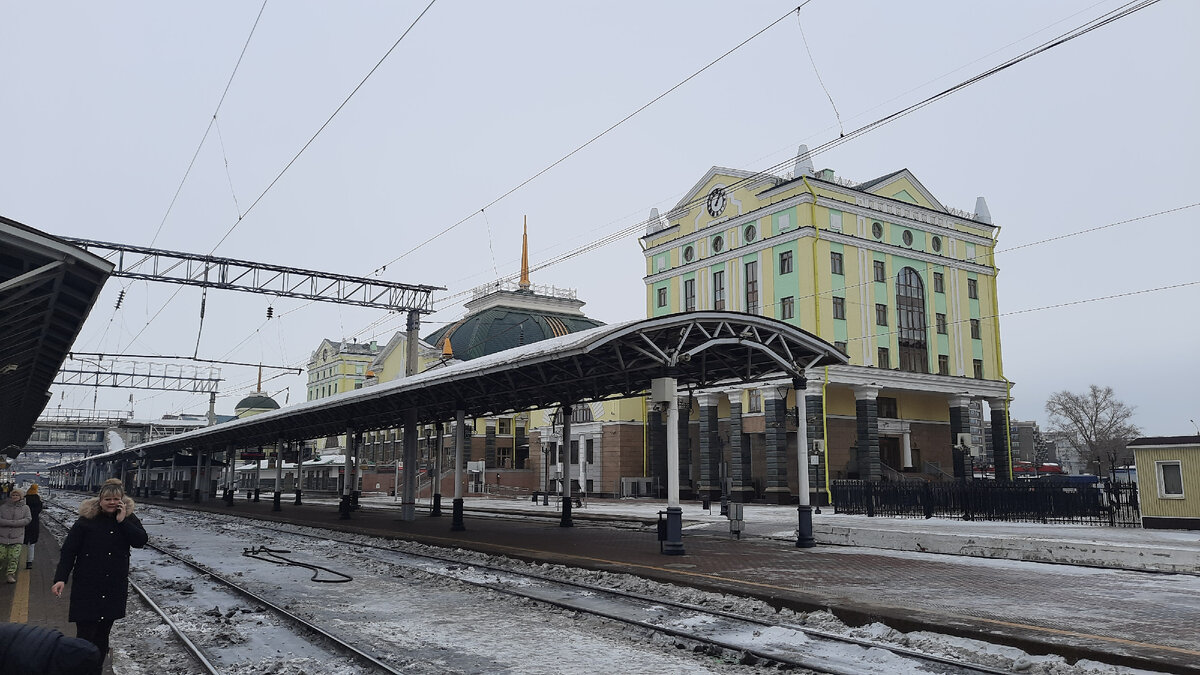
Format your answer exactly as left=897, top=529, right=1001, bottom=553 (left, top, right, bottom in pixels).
left=763, top=488, right=792, bottom=505
left=431, top=493, right=442, bottom=516
left=796, top=504, right=815, bottom=548
left=400, top=503, right=415, bottom=521
left=729, top=487, right=756, bottom=503
left=560, top=496, right=573, bottom=527
left=272, top=491, right=282, bottom=512
left=661, top=506, right=685, bottom=555
left=451, top=497, right=465, bottom=531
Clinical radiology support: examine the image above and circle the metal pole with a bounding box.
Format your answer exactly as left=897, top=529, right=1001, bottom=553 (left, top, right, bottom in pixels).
left=294, top=441, right=304, bottom=505
left=193, top=449, right=202, bottom=502
left=560, top=405, right=573, bottom=527
left=662, top=380, right=684, bottom=555
left=794, top=374, right=814, bottom=548
left=452, top=409, right=466, bottom=531
left=402, top=409, right=418, bottom=521
left=273, top=439, right=284, bottom=511
left=431, top=421, right=443, bottom=516
left=340, top=427, right=354, bottom=519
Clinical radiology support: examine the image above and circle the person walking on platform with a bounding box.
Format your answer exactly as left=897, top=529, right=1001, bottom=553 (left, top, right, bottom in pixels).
left=0, top=488, right=31, bottom=583
left=52, top=478, right=148, bottom=671
left=23, top=483, right=43, bottom=569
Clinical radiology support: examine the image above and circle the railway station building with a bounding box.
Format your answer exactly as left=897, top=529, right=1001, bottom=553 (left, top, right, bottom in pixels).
left=640, top=153, right=1015, bottom=503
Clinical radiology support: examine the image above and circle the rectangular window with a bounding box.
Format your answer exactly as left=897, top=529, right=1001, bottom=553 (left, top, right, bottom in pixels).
left=656, top=287, right=667, bottom=308
left=876, top=303, right=888, bottom=326
left=973, top=359, right=984, bottom=379
left=684, top=278, right=696, bottom=311
left=968, top=278, right=978, bottom=299
left=779, top=250, right=793, bottom=274
left=713, top=270, right=725, bottom=310
left=877, top=397, right=898, bottom=418
left=936, top=313, right=947, bottom=334
left=834, top=341, right=848, bottom=355
left=938, top=354, right=949, bottom=375
left=874, top=260, right=886, bottom=282
left=780, top=296, right=794, bottom=320
left=570, top=439, right=579, bottom=464
left=1157, top=461, right=1184, bottom=498
left=586, top=438, right=595, bottom=464
left=498, top=418, right=512, bottom=435
left=830, top=251, right=844, bottom=275
left=934, top=272, right=944, bottom=294
left=748, top=389, right=762, bottom=413
left=745, top=261, right=759, bottom=314
left=832, top=296, right=846, bottom=320
left=878, top=347, right=891, bottom=369
left=970, top=319, right=981, bottom=339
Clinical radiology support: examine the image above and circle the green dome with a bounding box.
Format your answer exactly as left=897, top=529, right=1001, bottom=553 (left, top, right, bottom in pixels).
left=234, top=394, right=280, bottom=412
left=425, top=307, right=603, bottom=362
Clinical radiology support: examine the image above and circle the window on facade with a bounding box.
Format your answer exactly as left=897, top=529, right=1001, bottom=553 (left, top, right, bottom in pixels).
left=834, top=341, right=848, bottom=355
left=970, top=319, right=981, bottom=339
left=498, top=418, right=512, bottom=435
left=968, top=278, right=978, bottom=299
left=895, top=267, right=929, bottom=373
left=586, top=438, right=595, bottom=464
left=831, top=251, right=843, bottom=275
left=656, top=287, right=667, bottom=308
left=872, top=221, right=883, bottom=238
left=713, top=270, right=725, bottom=310
left=902, top=230, right=913, bottom=246
left=748, top=389, right=762, bottom=413
left=878, top=347, right=891, bottom=369
left=877, top=397, right=898, bottom=418
left=779, top=250, right=793, bottom=274
left=570, top=439, right=579, bottom=464
left=832, top=296, right=846, bottom=320
left=684, top=278, right=696, bottom=311
left=932, top=236, right=942, bottom=253
left=874, top=260, right=886, bottom=282
left=938, top=354, right=949, bottom=375
left=934, top=272, right=944, bottom=293
left=973, top=359, right=984, bottom=379
left=936, top=313, right=947, bottom=334
left=744, top=224, right=757, bottom=243
left=354, top=382, right=363, bottom=389
left=1157, top=461, right=1184, bottom=498
left=745, top=261, right=759, bottom=314
left=875, top=303, right=888, bottom=326
left=712, top=235, right=724, bottom=253
left=683, top=245, right=695, bottom=262
left=780, top=296, right=795, bottom=320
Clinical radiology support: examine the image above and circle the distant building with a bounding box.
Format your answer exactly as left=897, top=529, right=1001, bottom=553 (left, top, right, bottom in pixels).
left=306, top=339, right=382, bottom=401
left=641, top=154, right=1014, bottom=498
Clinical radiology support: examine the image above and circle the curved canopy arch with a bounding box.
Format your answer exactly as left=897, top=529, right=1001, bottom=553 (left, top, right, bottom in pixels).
left=56, top=312, right=846, bottom=468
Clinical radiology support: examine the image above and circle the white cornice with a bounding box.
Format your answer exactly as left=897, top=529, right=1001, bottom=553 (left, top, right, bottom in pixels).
left=744, top=365, right=1011, bottom=399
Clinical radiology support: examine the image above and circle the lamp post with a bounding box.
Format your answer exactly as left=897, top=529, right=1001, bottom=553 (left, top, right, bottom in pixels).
left=793, top=374, right=815, bottom=548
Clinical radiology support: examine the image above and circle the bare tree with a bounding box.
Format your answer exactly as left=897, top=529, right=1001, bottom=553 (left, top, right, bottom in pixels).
left=1044, top=385, right=1140, bottom=479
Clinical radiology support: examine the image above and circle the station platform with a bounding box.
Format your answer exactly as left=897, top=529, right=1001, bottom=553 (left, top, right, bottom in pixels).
left=34, top=490, right=1200, bottom=674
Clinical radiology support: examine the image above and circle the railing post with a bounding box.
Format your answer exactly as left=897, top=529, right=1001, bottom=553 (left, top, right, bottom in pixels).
left=865, top=481, right=875, bottom=518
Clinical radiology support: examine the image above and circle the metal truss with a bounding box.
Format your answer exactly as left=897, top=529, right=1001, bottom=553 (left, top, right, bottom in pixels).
left=61, top=237, right=444, bottom=313
left=55, top=360, right=222, bottom=392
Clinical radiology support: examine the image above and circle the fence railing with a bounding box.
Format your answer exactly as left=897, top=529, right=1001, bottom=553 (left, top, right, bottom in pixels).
left=831, top=479, right=1140, bottom=527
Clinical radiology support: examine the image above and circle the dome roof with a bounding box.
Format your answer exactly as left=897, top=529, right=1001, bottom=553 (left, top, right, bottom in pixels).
left=425, top=307, right=603, bottom=362
left=234, top=393, right=280, bottom=413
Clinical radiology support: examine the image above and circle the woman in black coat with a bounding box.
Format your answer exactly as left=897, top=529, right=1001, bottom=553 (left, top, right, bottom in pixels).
left=23, top=483, right=42, bottom=569
left=52, top=479, right=148, bottom=671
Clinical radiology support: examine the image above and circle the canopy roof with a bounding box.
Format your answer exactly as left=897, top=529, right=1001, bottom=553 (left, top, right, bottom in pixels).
left=55, top=312, right=846, bottom=467
left=1, top=216, right=113, bottom=457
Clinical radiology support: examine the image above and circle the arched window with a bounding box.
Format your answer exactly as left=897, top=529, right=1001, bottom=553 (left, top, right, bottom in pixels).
left=895, top=267, right=929, bottom=374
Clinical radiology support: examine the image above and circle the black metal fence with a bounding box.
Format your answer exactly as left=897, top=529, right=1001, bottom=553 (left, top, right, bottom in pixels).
left=831, top=479, right=1140, bottom=527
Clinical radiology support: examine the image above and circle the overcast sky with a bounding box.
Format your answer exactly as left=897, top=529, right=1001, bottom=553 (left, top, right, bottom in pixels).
left=2, top=1, right=1196, bottom=436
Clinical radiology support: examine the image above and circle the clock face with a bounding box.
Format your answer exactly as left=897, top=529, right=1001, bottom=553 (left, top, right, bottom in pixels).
left=706, top=187, right=727, bottom=217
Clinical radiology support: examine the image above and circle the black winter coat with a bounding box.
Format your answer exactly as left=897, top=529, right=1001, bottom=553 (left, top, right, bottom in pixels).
left=53, top=496, right=148, bottom=623
left=23, top=493, right=41, bottom=545
left=0, top=622, right=100, bottom=674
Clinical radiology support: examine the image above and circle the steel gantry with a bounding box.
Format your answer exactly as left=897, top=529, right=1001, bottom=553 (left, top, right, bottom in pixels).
left=60, top=237, right=444, bottom=313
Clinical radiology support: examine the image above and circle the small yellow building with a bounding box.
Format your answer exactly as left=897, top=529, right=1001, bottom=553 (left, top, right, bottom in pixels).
left=1129, top=435, right=1200, bottom=530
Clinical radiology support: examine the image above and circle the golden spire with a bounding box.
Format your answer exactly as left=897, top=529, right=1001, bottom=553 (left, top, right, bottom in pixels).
left=519, top=216, right=531, bottom=290
left=442, top=337, right=454, bottom=359
left=256, top=365, right=263, bottom=393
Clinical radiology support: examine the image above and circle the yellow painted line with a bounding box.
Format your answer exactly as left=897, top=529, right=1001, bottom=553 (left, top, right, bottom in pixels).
left=401, top=532, right=1199, bottom=659
left=9, top=557, right=29, bottom=623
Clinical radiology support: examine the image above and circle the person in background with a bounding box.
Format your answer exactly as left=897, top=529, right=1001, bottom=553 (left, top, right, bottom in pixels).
left=0, top=488, right=31, bottom=583
left=52, top=478, right=148, bottom=673
left=23, top=483, right=42, bottom=569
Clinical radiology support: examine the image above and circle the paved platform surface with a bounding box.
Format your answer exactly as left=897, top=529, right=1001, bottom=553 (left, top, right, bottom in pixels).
left=111, top=490, right=1200, bottom=674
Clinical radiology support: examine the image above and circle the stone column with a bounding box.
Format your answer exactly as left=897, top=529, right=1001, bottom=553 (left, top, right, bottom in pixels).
left=762, top=386, right=790, bottom=505
left=987, top=397, right=1013, bottom=481
left=853, top=384, right=882, bottom=481
left=697, top=392, right=722, bottom=500
left=647, top=407, right=666, bottom=498
left=804, top=388, right=826, bottom=501
left=948, top=395, right=971, bottom=478
left=677, top=396, right=693, bottom=499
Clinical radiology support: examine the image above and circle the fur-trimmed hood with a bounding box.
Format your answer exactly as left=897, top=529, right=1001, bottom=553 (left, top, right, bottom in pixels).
left=78, top=495, right=136, bottom=519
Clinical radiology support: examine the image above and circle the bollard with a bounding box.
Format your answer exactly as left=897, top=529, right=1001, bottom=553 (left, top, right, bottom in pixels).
left=253, top=488, right=260, bottom=503
left=293, top=489, right=302, bottom=506
left=272, top=491, right=281, bottom=512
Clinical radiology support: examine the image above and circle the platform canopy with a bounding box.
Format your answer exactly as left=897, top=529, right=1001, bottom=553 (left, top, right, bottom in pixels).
left=58, top=312, right=847, bottom=466
left=1, top=217, right=114, bottom=458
